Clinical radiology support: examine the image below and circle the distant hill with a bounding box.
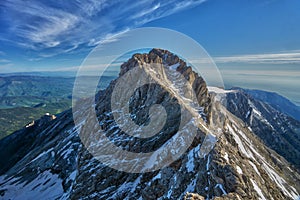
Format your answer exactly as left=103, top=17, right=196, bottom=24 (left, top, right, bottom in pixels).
left=0, top=71, right=77, bottom=77
left=0, top=76, right=74, bottom=108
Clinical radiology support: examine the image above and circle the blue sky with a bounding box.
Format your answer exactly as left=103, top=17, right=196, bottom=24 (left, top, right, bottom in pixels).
left=0, top=0, right=299, bottom=104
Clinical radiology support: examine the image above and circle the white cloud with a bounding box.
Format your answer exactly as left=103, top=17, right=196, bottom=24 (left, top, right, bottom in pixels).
left=0, top=59, right=10, bottom=63
left=3, top=0, right=100, bottom=51
left=221, top=69, right=300, bottom=77
left=134, top=0, right=207, bottom=25
left=190, top=50, right=300, bottom=65
left=0, top=62, right=14, bottom=72
left=213, top=51, right=300, bottom=64
left=131, top=3, right=161, bottom=19
left=88, top=28, right=130, bottom=46
left=174, top=0, right=206, bottom=12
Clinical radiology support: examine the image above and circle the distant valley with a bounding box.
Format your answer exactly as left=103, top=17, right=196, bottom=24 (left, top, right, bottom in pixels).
left=0, top=75, right=114, bottom=139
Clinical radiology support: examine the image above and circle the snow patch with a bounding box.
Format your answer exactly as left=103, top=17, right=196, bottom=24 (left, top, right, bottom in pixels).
left=249, top=161, right=261, bottom=176
left=152, top=172, right=161, bottom=181
left=246, top=110, right=251, bottom=118
left=167, top=189, right=172, bottom=198
left=62, top=148, right=73, bottom=160
left=206, top=155, right=210, bottom=171
left=169, top=62, right=180, bottom=70
left=0, top=171, right=64, bottom=200
left=215, top=184, right=227, bottom=195
left=262, top=162, right=298, bottom=199
left=224, top=152, right=229, bottom=162
left=130, top=176, right=141, bottom=193
left=207, top=87, right=236, bottom=94
left=252, top=108, right=262, bottom=117
left=250, top=179, right=266, bottom=200
left=186, top=149, right=195, bottom=173
left=227, top=125, right=252, bottom=158
left=68, top=171, right=76, bottom=181
left=185, top=178, right=197, bottom=193
left=236, top=166, right=243, bottom=174
left=30, top=147, right=54, bottom=163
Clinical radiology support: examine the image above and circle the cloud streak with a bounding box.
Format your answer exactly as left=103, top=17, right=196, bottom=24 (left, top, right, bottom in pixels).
left=0, top=59, right=11, bottom=63
left=190, top=50, right=300, bottom=65
left=213, top=51, right=300, bottom=64
left=0, top=51, right=6, bottom=56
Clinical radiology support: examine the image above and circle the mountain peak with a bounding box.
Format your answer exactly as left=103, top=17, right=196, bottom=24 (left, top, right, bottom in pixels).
left=0, top=49, right=300, bottom=199
left=119, top=48, right=210, bottom=109
left=120, top=48, right=181, bottom=76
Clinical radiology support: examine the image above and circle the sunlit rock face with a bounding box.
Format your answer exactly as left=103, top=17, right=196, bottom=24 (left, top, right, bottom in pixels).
left=0, top=49, right=300, bottom=200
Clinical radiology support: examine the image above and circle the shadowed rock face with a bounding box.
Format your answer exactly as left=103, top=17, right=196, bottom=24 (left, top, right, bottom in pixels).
left=0, top=49, right=300, bottom=200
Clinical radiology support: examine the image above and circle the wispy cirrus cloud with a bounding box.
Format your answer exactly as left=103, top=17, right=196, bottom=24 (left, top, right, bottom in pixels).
left=87, top=28, right=130, bottom=46
left=0, top=0, right=206, bottom=59
left=190, top=50, right=300, bottom=65
left=213, top=51, right=300, bottom=64
left=133, top=0, right=207, bottom=25
left=0, top=51, right=6, bottom=56
left=0, top=61, right=14, bottom=72
left=2, top=0, right=80, bottom=48
left=0, top=59, right=11, bottom=63
left=130, top=3, right=161, bottom=19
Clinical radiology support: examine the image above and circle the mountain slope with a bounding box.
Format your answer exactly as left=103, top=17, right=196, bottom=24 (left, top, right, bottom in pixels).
left=0, top=49, right=299, bottom=200
left=208, top=87, right=300, bottom=170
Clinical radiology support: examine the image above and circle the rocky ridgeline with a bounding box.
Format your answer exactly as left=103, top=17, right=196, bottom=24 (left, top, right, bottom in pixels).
left=0, top=49, right=299, bottom=200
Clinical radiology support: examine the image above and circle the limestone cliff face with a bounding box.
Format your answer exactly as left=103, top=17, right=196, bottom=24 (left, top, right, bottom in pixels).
left=0, top=49, right=300, bottom=200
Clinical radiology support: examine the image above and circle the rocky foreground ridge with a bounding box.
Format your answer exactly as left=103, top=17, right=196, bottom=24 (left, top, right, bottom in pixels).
left=0, top=49, right=300, bottom=200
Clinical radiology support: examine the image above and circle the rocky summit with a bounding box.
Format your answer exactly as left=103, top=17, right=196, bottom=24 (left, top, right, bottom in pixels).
left=0, top=49, right=300, bottom=200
